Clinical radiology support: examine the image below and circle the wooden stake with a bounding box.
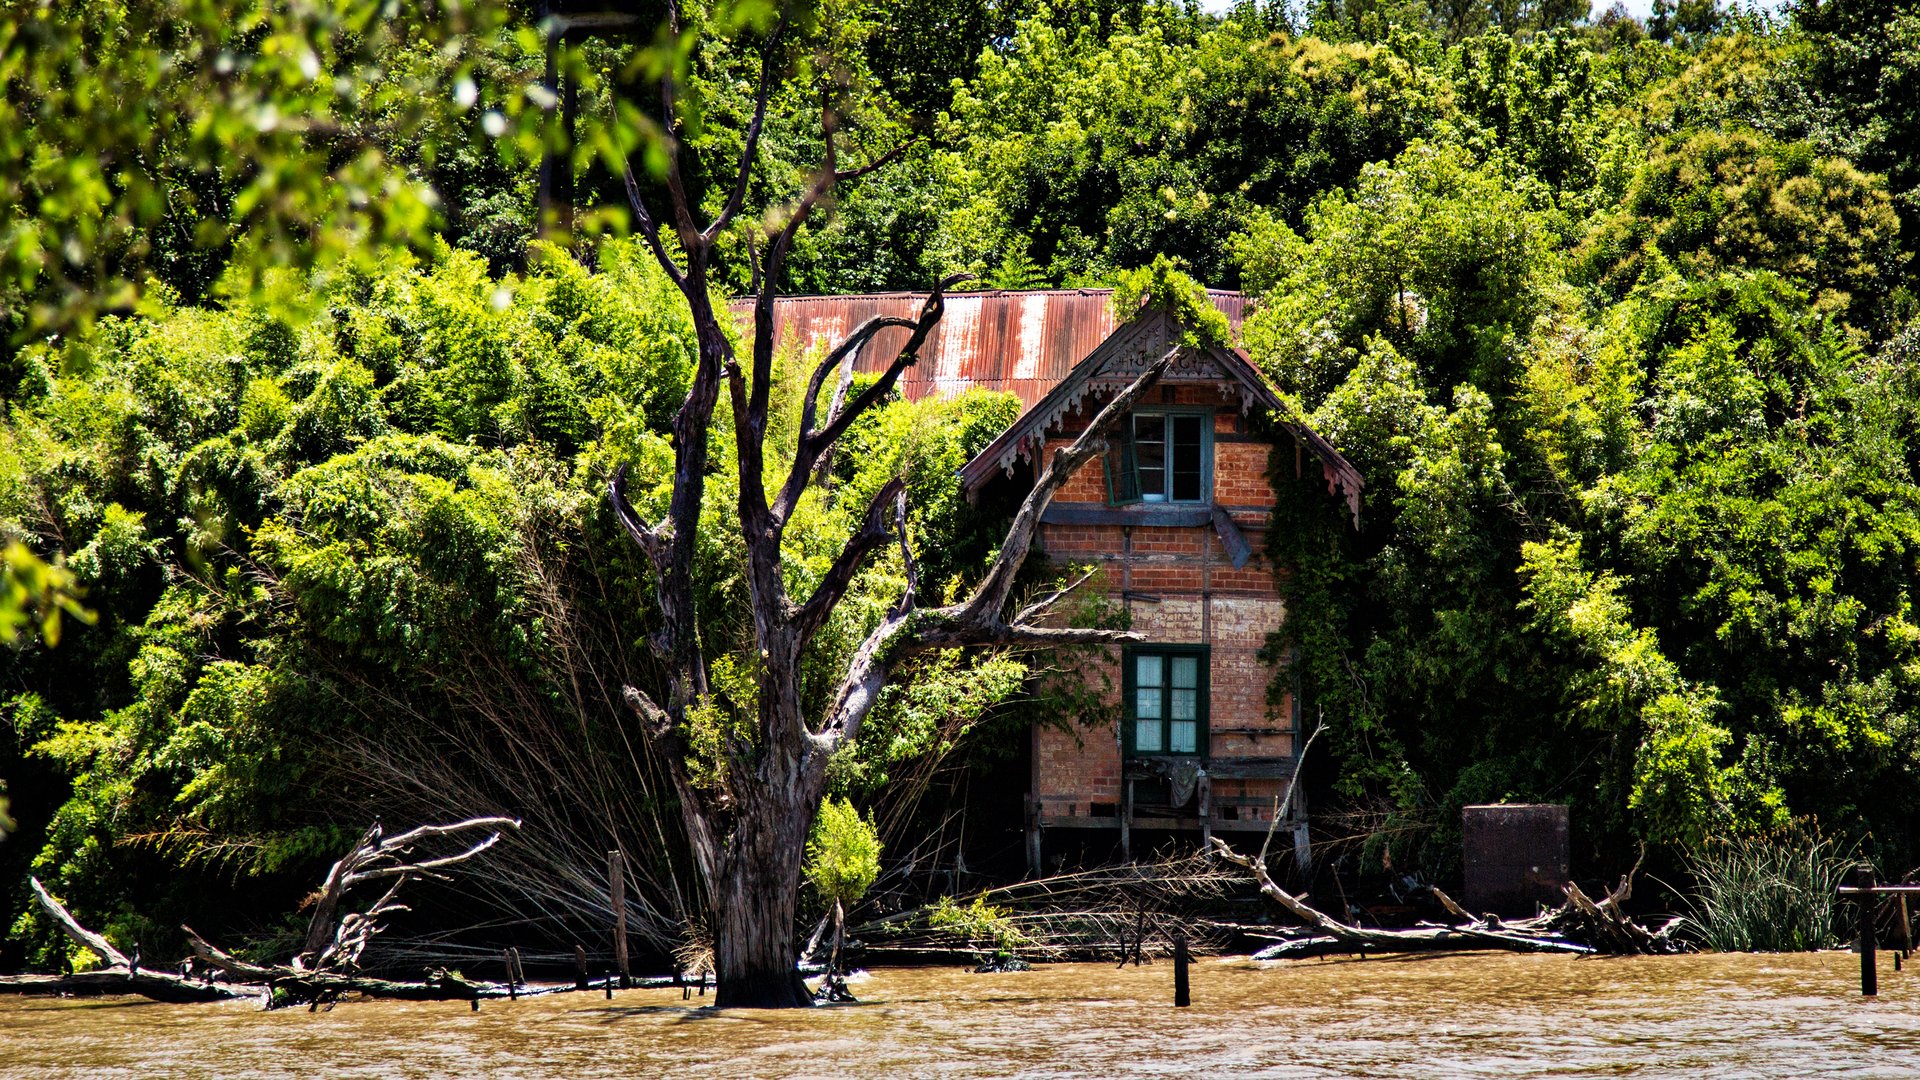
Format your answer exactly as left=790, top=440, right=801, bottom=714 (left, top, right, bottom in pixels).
left=573, top=944, right=589, bottom=991
left=1858, top=863, right=1878, bottom=997
left=1173, top=931, right=1191, bottom=1007
left=609, top=849, right=631, bottom=989
left=509, top=947, right=525, bottom=992
left=503, top=949, right=517, bottom=1000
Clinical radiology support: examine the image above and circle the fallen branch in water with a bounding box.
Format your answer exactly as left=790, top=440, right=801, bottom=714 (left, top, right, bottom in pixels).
left=1211, top=837, right=1687, bottom=958
left=0, top=878, right=256, bottom=1002
left=1, top=817, right=574, bottom=1008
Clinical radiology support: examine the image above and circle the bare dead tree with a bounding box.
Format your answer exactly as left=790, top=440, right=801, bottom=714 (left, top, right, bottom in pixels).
left=605, top=4, right=1165, bottom=1007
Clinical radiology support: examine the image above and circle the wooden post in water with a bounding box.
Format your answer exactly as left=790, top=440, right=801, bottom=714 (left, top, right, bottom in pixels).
left=1857, top=862, right=1878, bottom=997
left=573, top=944, right=590, bottom=991
left=1173, top=931, right=1191, bottom=1007
left=609, top=849, right=631, bottom=990
left=510, top=947, right=525, bottom=992
left=503, top=948, right=518, bottom=1000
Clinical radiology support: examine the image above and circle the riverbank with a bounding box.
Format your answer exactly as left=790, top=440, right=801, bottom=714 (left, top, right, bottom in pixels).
left=2, top=951, right=1915, bottom=1078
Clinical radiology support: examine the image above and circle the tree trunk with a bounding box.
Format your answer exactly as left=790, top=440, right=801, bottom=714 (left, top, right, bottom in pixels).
left=711, top=767, right=818, bottom=1008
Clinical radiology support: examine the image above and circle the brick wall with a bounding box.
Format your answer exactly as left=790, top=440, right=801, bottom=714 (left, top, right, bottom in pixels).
left=1029, top=389, right=1303, bottom=818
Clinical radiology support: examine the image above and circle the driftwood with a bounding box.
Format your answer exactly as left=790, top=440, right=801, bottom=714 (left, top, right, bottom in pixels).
left=295, top=816, right=519, bottom=974
left=0, top=969, right=250, bottom=1003
left=1, top=817, right=554, bottom=1008
left=854, top=852, right=1244, bottom=963
left=1211, top=838, right=1687, bottom=958
left=0, top=878, right=257, bottom=1002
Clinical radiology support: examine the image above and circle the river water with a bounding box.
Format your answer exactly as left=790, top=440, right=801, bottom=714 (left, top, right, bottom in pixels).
left=3, top=951, right=1917, bottom=1078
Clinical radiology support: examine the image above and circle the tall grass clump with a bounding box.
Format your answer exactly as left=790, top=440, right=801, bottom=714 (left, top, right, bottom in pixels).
left=1680, top=825, right=1855, bottom=951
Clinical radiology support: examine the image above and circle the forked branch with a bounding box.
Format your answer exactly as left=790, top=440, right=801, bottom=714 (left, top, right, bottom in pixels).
left=296, top=816, right=520, bottom=971
left=772, top=273, right=972, bottom=528
left=816, top=351, right=1177, bottom=752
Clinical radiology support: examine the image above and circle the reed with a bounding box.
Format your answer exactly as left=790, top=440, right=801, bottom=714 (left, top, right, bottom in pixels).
left=1680, top=826, right=1854, bottom=952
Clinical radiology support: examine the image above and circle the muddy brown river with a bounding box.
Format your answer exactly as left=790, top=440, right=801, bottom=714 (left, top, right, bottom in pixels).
left=2, top=951, right=1917, bottom=1078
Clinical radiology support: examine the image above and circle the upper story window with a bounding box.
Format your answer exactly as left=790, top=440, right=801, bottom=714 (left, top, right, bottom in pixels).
left=1106, top=409, right=1211, bottom=505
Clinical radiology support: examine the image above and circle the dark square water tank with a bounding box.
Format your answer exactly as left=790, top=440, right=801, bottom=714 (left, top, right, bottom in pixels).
left=1462, top=804, right=1570, bottom=916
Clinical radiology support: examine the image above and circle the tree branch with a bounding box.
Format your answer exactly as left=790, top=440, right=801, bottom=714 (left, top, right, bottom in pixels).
left=812, top=352, right=1173, bottom=753
left=622, top=684, right=722, bottom=899
left=655, top=0, right=701, bottom=250
left=1013, top=566, right=1101, bottom=625
left=795, top=316, right=918, bottom=445
left=793, top=477, right=906, bottom=646
left=893, top=485, right=917, bottom=616
left=959, top=350, right=1175, bottom=625
left=296, top=817, right=520, bottom=970
left=703, top=16, right=786, bottom=243
left=835, top=138, right=914, bottom=184
left=773, top=274, right=971, bottom=528
left=621, top=164, right=686, bottom=286
left=609, top=464, right=668, bottom=571
left=30, top=877, right=129, bottom=969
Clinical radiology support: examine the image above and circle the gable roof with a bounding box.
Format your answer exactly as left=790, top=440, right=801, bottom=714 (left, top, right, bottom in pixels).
left=955, top=307, right=1364, bottom=525
left=734, top=288, right=1361, bottom=525
left=733, top=288, right=1247, bottom=409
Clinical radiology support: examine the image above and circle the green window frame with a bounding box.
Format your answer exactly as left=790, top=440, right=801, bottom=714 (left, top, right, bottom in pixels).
left=1123, top=645, right=1209, bottom=757
left=1105, top=408, right=1212, bottom=506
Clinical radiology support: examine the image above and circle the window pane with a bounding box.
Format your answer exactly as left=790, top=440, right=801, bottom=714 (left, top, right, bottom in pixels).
left=1171, top=415, right=1203, bottom=502
left=1134, top=414, right=1166, bottom=500
left=1135, top=685, right=1162, bottom=720
left=1106, top=418, right=1140, bottom=503
left=1136, top=718, right=1164, bottom=753
left=1170, top=687, right=1197, bottom=721
left=1136, top=654, right=1164, bottom=687
left=1169, top=655, right=1198, bottom=689
left=1170, top=720, right=1197, bottom=754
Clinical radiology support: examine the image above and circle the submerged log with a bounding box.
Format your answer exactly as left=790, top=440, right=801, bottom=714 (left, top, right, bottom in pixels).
left=0, top=970, right=252, bottom=1003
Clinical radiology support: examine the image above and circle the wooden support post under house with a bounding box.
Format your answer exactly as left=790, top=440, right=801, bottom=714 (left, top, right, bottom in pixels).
left=1858, top=863, right=1879, bottom=997
left=1198, top=772, right=1213, bottom=852
left=1026, top=796, right=1043, bottom=878
left=609, top=849, right=631, bottom=989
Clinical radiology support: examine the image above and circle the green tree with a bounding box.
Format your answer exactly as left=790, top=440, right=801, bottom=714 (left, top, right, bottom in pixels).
left=1578, top=129, right=1904, bottom=328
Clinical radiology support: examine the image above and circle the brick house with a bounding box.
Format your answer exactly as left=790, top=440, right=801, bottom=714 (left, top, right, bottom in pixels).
left=753, top=290, right=1361, bottom=871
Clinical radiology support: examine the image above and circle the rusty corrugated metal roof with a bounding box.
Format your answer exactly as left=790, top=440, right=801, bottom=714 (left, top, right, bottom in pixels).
left=731, top=289, right=1248, bottom=408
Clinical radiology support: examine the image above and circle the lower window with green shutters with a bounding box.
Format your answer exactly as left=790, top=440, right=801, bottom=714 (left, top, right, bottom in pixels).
left=1124, top=645, right=1209, bottom=756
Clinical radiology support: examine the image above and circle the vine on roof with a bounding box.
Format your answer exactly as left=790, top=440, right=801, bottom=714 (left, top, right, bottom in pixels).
left=1111, top=255, right=1232, bottom=349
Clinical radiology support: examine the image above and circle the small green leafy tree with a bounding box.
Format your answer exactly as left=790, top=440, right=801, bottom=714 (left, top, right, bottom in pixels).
left=805, top=797, right=881, bottom=977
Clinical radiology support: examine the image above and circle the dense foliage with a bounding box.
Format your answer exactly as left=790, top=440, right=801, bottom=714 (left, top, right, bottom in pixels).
left=5, top=0, right=1920, bottom=963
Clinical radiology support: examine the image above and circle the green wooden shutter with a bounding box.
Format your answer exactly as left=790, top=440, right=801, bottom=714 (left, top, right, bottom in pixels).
left=1105, top=416, right=1141, bottom=505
